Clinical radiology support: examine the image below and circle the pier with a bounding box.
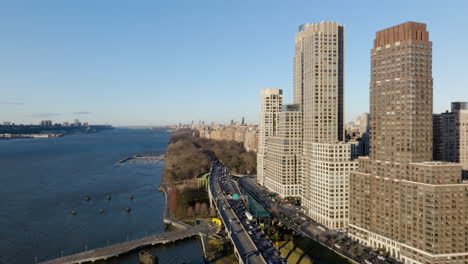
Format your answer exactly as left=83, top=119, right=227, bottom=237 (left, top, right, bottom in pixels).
left=117, top=153, right=165, bottom=165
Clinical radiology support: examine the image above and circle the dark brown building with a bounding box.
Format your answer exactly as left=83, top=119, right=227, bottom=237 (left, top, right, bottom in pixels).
left=433, top=102, right=468, bottom=179
left=349, top=22, right=468, bottom=264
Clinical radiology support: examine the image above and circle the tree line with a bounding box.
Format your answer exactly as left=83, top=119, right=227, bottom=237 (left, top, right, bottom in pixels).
left=162, top=129, right=257, bottom=185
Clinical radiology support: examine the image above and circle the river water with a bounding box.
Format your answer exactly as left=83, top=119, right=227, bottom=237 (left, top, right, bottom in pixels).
left=0, top=128, right=204, bottom=264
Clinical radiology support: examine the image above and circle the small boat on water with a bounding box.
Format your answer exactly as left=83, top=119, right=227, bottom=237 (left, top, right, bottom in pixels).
left=129, top=194, right=134, bottom=200
left=125, top=207, right=131, bottom=212
left=99, top=209, right=104, bottom=213
left=84, top=196, right=91, bottom=201
left=71, top=210, right=77, bottom=215
left=106, top=195, right=111, bottom=200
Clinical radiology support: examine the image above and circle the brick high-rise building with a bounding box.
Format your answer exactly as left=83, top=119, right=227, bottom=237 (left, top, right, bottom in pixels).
left=349, top=22, right=468, bottom=264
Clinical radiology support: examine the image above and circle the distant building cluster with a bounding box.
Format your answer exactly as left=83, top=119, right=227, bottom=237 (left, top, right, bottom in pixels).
left=2, top=119, right=90, bottom=128
left=345, top=113, right=370, bottom=156
left=38, top=119, right=89, bottom=127
left=185, top=120, right=259, bottom=153
left=0, top=119, right=110, bottom=139
left=257, top=21, right=468, bottom=264
left=433, top=102, right=468, bottom=178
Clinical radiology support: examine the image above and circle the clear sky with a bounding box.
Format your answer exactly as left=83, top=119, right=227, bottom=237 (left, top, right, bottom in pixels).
left=0, top=0, right=467, bottom=126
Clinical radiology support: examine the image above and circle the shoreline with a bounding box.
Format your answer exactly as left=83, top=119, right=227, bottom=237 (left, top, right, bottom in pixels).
left=0, top=126, right=113, bottom=140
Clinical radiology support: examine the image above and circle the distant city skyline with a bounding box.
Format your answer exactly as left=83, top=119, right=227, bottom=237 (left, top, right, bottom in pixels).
left=0, top=0, right=466, bottom=125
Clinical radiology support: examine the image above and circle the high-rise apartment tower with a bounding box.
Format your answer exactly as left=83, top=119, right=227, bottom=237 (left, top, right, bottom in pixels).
left=257, top=88, right=283, bottom=186
left=264, top=104, right=303, bottom=197
left=296, top=22, right=358, bottom=229
left=349, top=22, right=468, bottom=264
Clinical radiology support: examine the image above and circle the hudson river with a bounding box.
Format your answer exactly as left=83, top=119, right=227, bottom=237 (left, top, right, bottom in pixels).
left=0, top=128, right=204, bottom=264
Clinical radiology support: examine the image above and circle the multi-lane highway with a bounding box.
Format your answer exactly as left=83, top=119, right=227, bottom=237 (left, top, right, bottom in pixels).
left=209, top=156, right=287, bottom=264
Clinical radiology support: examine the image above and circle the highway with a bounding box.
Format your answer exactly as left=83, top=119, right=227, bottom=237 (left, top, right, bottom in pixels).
left=210, top=164, right=267, bottom=264
left=209, top=157, right=287, bottom=264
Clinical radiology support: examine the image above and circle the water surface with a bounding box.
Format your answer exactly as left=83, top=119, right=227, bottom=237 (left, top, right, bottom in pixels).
left=0, top=129, right=204, bottom=264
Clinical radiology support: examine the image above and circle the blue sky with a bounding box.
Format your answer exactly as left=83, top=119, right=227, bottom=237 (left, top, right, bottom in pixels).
left=0, top=0, right=467, bottom=126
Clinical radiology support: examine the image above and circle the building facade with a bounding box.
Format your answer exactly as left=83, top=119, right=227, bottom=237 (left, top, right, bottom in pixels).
left=346, top=113, right=371, bottom=156
left=349, top=22, right=468, bottom=264
left=433, top=102, right=468, bottom=178
left=295, top=21, right=358, bottom=229
left=196, top=122, right=259, bottom=152
left=302, top=142, right=358, bottom=229
left=264, top=104, right=303, bottom=197
left=257, top=88, right=283, bottom=186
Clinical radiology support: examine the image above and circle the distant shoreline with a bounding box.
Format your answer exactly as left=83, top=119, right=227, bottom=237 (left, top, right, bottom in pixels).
left=0, top=126, right=114, bottom=140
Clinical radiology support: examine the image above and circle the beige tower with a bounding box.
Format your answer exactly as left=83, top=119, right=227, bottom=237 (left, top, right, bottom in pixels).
left=349, top=22, right=468, bottom=264
left=295, top=22, right=345, bottom=142
left=257, top=88, right=283, bottom=186
left=264, top=104, right=303, bottom=197
left=297, top=21, right=358, bottom=229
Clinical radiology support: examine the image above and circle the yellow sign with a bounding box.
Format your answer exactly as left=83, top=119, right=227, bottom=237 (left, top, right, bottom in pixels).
left=212, top=218, right=222, bottom=226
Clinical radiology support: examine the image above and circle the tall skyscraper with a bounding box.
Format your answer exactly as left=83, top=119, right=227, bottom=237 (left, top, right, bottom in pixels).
left=257, top=88, right=283, bottom=186
left=296, top=21, right=358, bottom=229
left=349, top=22, right=468, bottom=263
left=434, top=102, right=468, bottom=178
left=295, top=22, right=345, bottom=143
left=264, top=104, right=303, bottom=197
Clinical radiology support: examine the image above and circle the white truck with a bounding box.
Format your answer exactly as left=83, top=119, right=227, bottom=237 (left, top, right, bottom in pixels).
left=245, top=211, right=253, bottom=221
